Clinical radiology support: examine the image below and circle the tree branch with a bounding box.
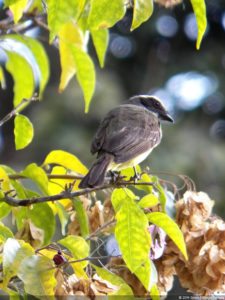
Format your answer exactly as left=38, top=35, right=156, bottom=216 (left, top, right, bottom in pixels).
left=0, top=180, right=155, bottom=207
left=0, top=95, right=39, bottom=127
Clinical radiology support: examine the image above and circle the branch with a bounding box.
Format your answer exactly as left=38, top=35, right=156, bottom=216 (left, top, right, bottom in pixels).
left=0, top=95, right=39, bottom=127
left=0, top=180, right=155, bottom=207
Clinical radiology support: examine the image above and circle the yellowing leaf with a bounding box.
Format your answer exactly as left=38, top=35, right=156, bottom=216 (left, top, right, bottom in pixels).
left=111, top=188, right=151, bottom=273
left=5, top=51, right=34, bottom=107
left=150, top=283, right=160, bottom=300
left=138, top=194, right=158, bottom=208
left=190, top=0, right=207, bottom=49
left=131, top=0, right=154, bottom=30
left=3, top=238, right=34, bottom=287
left=14, top=114, right=34, bottom=150
left=43, top=150, right=88, bottom=175
left=88, top=0, right=126, bottom=30
left=48, top=166, right=73, bottom=209
left=91, top=28, right=109, bottom=67
left=46, top=0, right=86, bottom=41
left=0, top=66, right=6, bottom=89
left=147, top=212, right=188, bottom=260
left=58, top=235, right=89, bottom=278
left=8, top=0, right=27, bottom=23
left=18, top=255, right=56, bottom=296
left=71, top=46, right=96, bottom=113
left=93, top=264, right=134, bottom=295
left=58, top=22, right=84, bottom=91
left=22, top=163, right=48, bottom=194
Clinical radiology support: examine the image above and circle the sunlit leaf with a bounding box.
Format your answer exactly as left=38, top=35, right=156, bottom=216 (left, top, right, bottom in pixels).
left=3, top=238, right=34, bottom=287
left=131, top=0, right=154, bottom=30
left=4, top=0, right=22, bottom=5
left=0, top=66, right=6, bottom=89
left=8, top=35, right=49, bottom=96
left=151, top=176, right=166, bottom=211
left=0, top=223, right=13, bottom=244
left=190, top=0, right=207, bottom=49
left=14, top=114, right=34, bottom=150
left=0, top=203, right=11, bottom=220
left=58, top=22, right=84, bottom=91
left=88, top=0, right=126, bottom=30
left=58, top=235, right=89, bottom=277
left=150, top=283, right=160, bottom=300
left=111, top=188, right=151, bottom=273
left=91, top=28, right=109, bottom=67
left=138, top=193, right=158, bottom=208
left=22, top=163, right=48, bottom=195
left=43, top=150, right=88, bottom=175
left=7, top=0, right=27, bottom=23
left=71, top=46, right=96, bottom=113
left=134, top=259, right=152, bottom=291
left=0, top=167, right=14, bottom=219
left=46, top=0, right=86, bottom=41
left=93, top=264, right=134, bottom=295
left=27, top=203, right=55, bottom=245
left=73, top=198, right=90, bottom=238
left=5, top=51, right=34, bottom=106
left=18, top=255, right=56, bottom=296
left=147, top=212, right=188, bottom=260
left=47, top=166, right=73, bottom=209
left=56, top=202, right=69, bottom=235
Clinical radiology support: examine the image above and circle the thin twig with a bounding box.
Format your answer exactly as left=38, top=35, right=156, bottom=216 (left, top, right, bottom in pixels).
left=0, top=95, right=39, bottom=127
left=86, top=220, right=116, bottom=241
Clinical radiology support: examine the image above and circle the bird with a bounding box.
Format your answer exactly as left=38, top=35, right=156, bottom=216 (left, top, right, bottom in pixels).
left=79, top=95, right=173, bottom=188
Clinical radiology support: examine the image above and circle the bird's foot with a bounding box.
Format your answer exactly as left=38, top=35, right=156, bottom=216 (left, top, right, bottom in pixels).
left=109, top=171, right=125, bottom=184
left=129, top=167, right=142, bottom=183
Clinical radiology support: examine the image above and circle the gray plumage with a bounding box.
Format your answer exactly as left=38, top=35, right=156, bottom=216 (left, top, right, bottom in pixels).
left=79, top=95, right=173, bottom=188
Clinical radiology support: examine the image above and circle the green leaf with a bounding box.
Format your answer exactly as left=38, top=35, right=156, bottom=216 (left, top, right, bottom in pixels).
left=56, top=202, right=69, bottom=236
left=0, top=223, right=13, bottom=244
left=88, top=0, right=126, bottom=30
left=71, top=46, right=96, bottom=113
left=58, top=22, right=84, bottom=91
left=73, top=198, right=90, bottom=238
left=138, top=193, right=158, bottom=209
left=0, top=202, right=11, bottom=220
left=58, top=235, right=89, bottom=277
left=111, top=188, right=151, bottom=273
left=14, top=114, right=34, bottom=150
left=43, top=150, right=88, bottom=175
left=22, top=163, right=48, bottom=195
left=18, top=255, right=56, bottom=297
left=7, top=0, right=27, bottom=23
left=3, top=238, right=34, bottom=287
left=93, top=264, right=134, bottom=296
left=190, top=0, right=207, bottom=49
left=4, top=0, right=21, bottom=5
left=0, top=66, right=6, bottom=89
left=147, top=212, right=188, bottom=260
left=152, top=176, right=166, bottom=211
left=27, top=203, right=55, bottom=245
left=134, top=259, right=153, bottom=291
left=91, top=28, right=109, bottom=67
left=131, top=0, right=154, bottom=30
left=46, top=0, right=86, bottom=41
left=7, top=35, right=49, bottom=96
left=5, top=51, right=34, bottom=107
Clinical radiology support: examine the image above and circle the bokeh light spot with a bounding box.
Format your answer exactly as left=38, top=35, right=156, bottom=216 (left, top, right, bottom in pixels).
left=156, top=15, right=178, bottom=38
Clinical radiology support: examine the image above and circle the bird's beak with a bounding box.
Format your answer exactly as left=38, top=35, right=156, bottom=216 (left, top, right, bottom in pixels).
left=161, top=112, right=174, bottom=123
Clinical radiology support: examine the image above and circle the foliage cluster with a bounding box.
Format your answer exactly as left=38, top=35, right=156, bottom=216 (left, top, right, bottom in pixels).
left=0, top=0, right=214, bottom=298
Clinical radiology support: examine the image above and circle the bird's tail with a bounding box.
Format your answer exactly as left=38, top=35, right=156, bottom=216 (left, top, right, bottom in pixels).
left=79, top=153, right=114, bottom=188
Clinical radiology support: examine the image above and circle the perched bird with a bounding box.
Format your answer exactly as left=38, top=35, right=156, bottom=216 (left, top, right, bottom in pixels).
left=79, top=95, right=173, bottom=188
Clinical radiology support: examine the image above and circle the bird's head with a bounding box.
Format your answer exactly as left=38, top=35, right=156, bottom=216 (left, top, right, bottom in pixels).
left=128, top=95, right=174, bottom=123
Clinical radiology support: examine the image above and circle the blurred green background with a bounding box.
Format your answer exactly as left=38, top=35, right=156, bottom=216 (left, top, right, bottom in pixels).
left=0, top=0, right=225, bottom=215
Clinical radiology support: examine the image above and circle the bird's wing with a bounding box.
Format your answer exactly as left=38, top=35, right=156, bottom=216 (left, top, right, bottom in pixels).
left=91, top=105, right=162, bottom=162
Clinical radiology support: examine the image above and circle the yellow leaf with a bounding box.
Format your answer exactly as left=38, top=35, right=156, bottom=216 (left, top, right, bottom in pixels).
left=9, top=0, right=28, bottom=23
left=0, top=167, right=11, bottom=192
left=43, top=150, right=88, bottom=175
left=59, top=22, right=84, bottom=91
